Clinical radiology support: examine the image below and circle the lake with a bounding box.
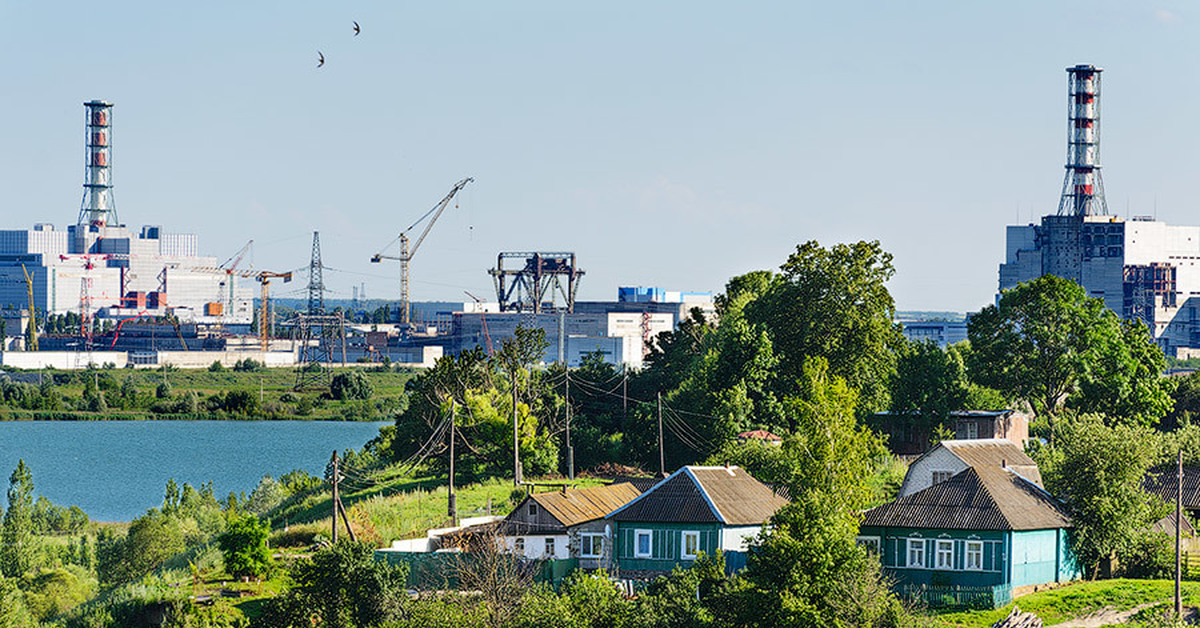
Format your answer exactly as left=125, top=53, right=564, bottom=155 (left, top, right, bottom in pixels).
left=0, top=420, right=390, bottom=521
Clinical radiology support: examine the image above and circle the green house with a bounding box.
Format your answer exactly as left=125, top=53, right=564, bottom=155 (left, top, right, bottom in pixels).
left=606, top=466, right=788, bottom=578
left=860, top=465, right=1080, bottom=600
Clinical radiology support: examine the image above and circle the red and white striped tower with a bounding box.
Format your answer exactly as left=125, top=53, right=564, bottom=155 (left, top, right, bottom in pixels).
left=78, top=100, right=118, bottom=227
left=1057, top=65, right=1108, bottom=216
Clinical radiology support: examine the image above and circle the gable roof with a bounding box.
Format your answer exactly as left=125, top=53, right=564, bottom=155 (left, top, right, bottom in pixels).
left=608, top=466, right=789, bottom=525
left=919, top=439, right=1042, bottom=487
left=863, top=466, right=1072, bottom=531
left=529, top=482, right=643, bottom=528
left=1143, top=466, right=1200, bottom=510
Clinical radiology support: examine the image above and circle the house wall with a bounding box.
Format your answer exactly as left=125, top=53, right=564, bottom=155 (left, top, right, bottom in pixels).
left=1010, top=528, right=1081, bottom=587
left=612, top=521, right=722, bottom=573
left=720, top=526, right=761, bottom=553
left=568, top=520, right=612, bottom=570
left=859, top=526, right=1009, bottom=588
left=899, top=448, right=968, bottom=497
left=501, top=534, right=570, bottom=560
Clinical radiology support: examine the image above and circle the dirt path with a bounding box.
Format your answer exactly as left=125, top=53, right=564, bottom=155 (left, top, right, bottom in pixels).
left=1048, top=601, right=1192, bottom=627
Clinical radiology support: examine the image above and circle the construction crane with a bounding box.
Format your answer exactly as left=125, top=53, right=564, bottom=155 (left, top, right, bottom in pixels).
left=20, top=264, right=37, bottom=351
left=191, top=267, right=293, bottom=351
left=217, top=240, right=253, bottom=318
left=372, top=177, right=473, bottom=327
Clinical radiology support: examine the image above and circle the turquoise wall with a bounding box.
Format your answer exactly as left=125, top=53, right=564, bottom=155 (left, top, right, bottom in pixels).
left=613, top=521, right=721, bottom=572
left=858, top=526, right=1008, bottom=588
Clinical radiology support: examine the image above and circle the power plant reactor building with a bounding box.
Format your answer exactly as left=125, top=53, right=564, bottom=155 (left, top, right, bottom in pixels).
left=999, top=66, right=1200, bottom=355
left=0, top=101, right=253, bottom=331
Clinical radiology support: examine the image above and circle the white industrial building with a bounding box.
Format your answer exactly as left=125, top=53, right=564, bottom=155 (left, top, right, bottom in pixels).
left=451, top=311, right=675, bottom=368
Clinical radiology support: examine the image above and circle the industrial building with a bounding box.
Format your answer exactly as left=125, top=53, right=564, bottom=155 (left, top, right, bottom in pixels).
left=0, top=102, right=253, bottom=333
left=998, top=66, right=1200, bottom=355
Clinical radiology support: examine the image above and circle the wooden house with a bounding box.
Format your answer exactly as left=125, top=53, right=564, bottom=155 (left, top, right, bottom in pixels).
left=606, top=466, right=788, bottom=578
left=501, top=482, right=642, bottom=567
left=899, top=439, right=1041, bottom=498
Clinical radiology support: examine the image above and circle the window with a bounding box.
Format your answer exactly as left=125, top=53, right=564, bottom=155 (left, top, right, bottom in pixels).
left=965, top=421, right=979, bottom=439
left=635, top=530, right=653, bottom=558
left=906, top=539, right=925, bottom=568
left=528, top=502, right=538, bottom=517
left=513, top=538, right=525, bottom=556
left=681, top=531, right=700, bottom=559
left=965, top=541, right=983, bottom=570
left=936, top=540, right=954, bottom=570
left=931, top=470, right=954, bottom=486
left=855, top=536, right=881, bottom=554
left=580, top=534, right=603, bottom=558
left=545, top=537, right=556, bottom=558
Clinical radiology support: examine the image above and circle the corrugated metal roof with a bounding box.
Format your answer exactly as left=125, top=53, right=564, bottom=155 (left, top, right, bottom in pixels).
left=862, top=466, right=1072, bottom=531
left=1143, top=466, right=1200, bottom=509
left=610, top=466, right=788, bottom=525
left=940, top=439, right=1043, bottom=487
left=528, top=482, right=643, bottom=528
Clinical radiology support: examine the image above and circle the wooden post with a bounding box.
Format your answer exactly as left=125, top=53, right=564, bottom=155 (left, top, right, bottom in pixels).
left=1177, top=448, right=1183, bottom=618
left=449, top=399, right=457, bottom=523
left=331, top=450, right=339, bottom=544
left=512, top=371, right=522, bottom=486
left=657, top=392, right=665, bottom=477
left=565, top=369, right=574, bottom=480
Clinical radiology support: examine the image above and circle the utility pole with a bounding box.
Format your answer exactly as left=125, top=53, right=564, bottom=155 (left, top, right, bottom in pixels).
left=449, top=399, right=457, bottom=523
left=512, top=371, right=522, bottom=486
left=565, top=369, right=574, bottom=480
left=622, top=369, right=627, bottom=425
left=331, top=450, right=339, bottom=544
left=657, top=392, right=665, bottom=477
left=1176, top=448, right=1183, bottom=618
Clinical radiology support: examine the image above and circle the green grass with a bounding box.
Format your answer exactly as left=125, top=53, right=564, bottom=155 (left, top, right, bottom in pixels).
left=930, top=579, right=1200, bottom=627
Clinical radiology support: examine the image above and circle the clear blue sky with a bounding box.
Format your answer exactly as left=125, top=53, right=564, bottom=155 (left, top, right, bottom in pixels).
left=1, top=1, right=1196, bottom=312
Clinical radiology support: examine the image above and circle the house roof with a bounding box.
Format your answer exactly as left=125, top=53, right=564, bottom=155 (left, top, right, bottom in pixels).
left=926, top=439, right=1042, bottom=487
left=738, top=430, right=782, bottom=442
left=608, top=466, right=789, bottom=525
left=949, top=410, right=1017, bottom=419
left=527, top=482, right=643, bottom=528
left=863, top=466, right=1072, bottom=531
left=1143, top=466, right=1200, bottom=510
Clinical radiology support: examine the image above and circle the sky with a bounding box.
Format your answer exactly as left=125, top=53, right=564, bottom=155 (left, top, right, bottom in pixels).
left=1, top=1, right=1198, bottom=313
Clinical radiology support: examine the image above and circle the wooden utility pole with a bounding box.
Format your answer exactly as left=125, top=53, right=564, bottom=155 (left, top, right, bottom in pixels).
left=1176, top=448, right=1183, bottom=618
left=657, top=392, right=665, bottom=477
left=565, top=370, right=574, bottom=480
left=512, top=371, right=522, bottom=486
left=448, top=399, right=457, bottom=523
left=622, top=369, right=627, bottom=424
left=331, top=450, right=339, bottom=544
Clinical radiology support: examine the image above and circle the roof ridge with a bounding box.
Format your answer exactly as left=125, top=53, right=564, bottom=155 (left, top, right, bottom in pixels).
left=684, top=467, right=727, bottom=523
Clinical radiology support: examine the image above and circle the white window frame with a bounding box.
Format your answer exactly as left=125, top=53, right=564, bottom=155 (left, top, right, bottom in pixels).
left=634, top=529, right=653, bottom=558
left=855, top=535, right=881, bottom=554
left=681, top=531, right=700, bottom=559
left=906, top=538, right=925, bottom=568
left=580, top=533, right=603, bottom=558
left=965, top=540, right=983, bottom=571
left=545, top=537, right=556, bottom=558
left=936, top=540, right=954, bottom=570
left=965, top=421, right=979, bottom=439
left=931, top=470, right=954, bottom=486
left=513, top=537, right=525, bottom=556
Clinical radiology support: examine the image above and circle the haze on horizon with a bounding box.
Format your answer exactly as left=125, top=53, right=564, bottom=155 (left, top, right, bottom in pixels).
left=0, top=1, right=1195, bottom=314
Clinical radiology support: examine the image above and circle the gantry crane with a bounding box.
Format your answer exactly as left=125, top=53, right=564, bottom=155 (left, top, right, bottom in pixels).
left=372, top=177, right=473, bottom=326
left=20, top=264, right=37, bottom=351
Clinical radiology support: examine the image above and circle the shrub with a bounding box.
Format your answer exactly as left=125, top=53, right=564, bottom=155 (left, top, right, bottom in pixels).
left=331, top=371, right=373, bottom=401
left=209, top=361, right=226, bottom=372
left=218, top=514, right=272, bottom=580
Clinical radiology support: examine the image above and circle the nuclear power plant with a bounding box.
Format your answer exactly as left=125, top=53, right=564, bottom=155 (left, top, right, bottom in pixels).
left=0, top=101, right=254, bottom=334
left=999, top=65, right=1200, bottom=356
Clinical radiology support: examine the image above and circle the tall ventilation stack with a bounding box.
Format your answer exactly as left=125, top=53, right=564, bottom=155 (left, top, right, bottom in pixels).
left=78, top=101, right=118, bottom=227
left=1057, top=65, right=1108, bottom=217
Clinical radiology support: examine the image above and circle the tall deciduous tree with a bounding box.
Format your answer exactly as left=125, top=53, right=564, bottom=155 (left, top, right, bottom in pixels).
left=968, top=274, right=1170, bottom=423
left=0, top=460, right=36, bottom=578
left=1037, top=415, right=1165, bottom=579
left=747, top=240, right=903, bottom=413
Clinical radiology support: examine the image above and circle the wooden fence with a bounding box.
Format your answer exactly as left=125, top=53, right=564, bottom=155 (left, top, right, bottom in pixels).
left=896, top=583, right=1013, bottom=610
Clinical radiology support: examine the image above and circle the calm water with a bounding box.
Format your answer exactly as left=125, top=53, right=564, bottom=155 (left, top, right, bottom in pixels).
left=0, top=421, right=389, bottom=521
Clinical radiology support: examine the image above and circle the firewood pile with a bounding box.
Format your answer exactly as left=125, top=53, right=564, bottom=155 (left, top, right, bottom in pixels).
left=991, top=606, right=1042, bottom=628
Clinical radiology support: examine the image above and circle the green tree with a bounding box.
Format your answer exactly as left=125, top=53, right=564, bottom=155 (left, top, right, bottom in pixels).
left=888, top=339, right=970, bottom=442
left=746, top=240, right=903, bottom=413
left=96, top=510, right=186, bottom=585
left=218, top=514, right=272, bottom=580
left=0, top=574, right=34, bottom=628
left=1, top=460, right=36, bottom=578
left=968, top=274, right=1170, bottom=423
left=1037, top=415, right=1165, bottom=579
left=331, top=371, right=373, bottom=401
left=259, top=540, right=409, bottom=628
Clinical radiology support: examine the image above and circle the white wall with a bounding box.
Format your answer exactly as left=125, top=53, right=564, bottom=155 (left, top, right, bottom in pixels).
left=899, top=446, right=967, bottom=497
left=502, top=535, right=570, bottom=560
left=0, top=351, right=128, bottom=369
left=720, top=526, right=761, bottom=552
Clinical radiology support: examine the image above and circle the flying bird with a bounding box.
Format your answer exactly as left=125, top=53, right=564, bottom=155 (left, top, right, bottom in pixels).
left=353, top=21, right=360, bottom=36
left=317, top=51, right=325, bottom=68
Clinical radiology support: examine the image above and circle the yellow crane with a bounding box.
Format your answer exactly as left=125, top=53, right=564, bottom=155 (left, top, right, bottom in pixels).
left=192, top=267, right=293, bottom=351
left=20, top=264, right=37, bottom=351
left=372, top=177, right=473, bottom=326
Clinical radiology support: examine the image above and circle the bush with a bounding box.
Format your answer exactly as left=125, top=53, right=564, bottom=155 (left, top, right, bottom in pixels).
left=331, top=371, right=373, bottom=401
left=209, top=361, right=226, bottom=372
left=218, top=514, right=272, bottom=580
left=233, top=359, right=264, bottom=373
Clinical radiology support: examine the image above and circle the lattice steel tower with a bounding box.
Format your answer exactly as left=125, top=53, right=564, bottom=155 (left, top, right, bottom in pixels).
left=307, top=231, right=325, bottom=315
left=1057, top=65, right=1108, bottom=217
left=78, top=101, right=118, bottom=227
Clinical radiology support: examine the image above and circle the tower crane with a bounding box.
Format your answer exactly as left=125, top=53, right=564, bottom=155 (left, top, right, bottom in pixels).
left=372, top=177, right=473, bottom=327
left=21, top=264, right=37, bottom=351
left=192, top=267, right=293, bottom=351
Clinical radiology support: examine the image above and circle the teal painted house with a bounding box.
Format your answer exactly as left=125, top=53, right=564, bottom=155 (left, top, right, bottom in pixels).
left=606, top=466, right=788, bottom=578
left=860, top=465, right=1080, bottom=600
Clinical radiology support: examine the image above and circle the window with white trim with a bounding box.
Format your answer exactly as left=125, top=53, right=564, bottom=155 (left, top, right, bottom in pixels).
left=936, top=540, right=954, bottom=569
left=931, top=470, right=954, bottom=486
left=545, top=537, right=556, bottom=558
left=965, top=421, right=979, bottom=439
left=855, top=536, right=881, bottom=554
left=906, top=538, right=925, bottom=568
left=681, top=531, right=700, bottom=559
left=513, top=538, right=525, bottom=556
left=635, top=530, right=653, bottom=558
left=580, top=534, right=603, bottom=558
left=965, top=541, right=983, bottom=570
